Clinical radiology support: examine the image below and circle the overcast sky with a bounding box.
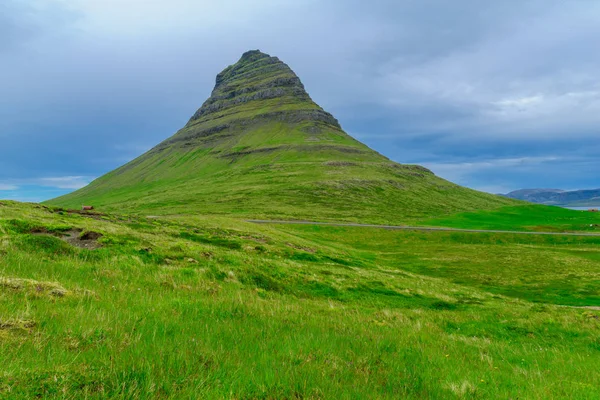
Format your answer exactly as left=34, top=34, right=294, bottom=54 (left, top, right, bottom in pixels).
left=2, top=0, right=599, bottom=202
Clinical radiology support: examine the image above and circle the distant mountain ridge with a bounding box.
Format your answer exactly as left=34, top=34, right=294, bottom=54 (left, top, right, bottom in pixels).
left=505, top=188, right=600, bottom=206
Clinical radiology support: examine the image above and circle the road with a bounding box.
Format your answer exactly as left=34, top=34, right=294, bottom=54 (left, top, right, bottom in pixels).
left=247, top=220, right=600, bottom=237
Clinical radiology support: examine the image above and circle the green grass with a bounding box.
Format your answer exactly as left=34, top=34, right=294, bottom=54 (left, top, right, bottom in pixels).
left=420, top=205, right=600, bottom=232
left=2, top=201, right=600, bottom=398
left=278, top=223, right=600, bottom=306
left=13, top=50, right=600, bottom=397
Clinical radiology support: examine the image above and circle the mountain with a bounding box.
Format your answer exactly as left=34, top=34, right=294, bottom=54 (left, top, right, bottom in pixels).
left=505, top=188, right=600, bottom=206
left=48, top=50, right=514, bottom=223
left=503, top=189, right=565, bottom=203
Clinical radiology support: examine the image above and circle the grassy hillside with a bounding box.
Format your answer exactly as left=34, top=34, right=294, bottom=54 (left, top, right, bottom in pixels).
left=2, top=200, right=600, bottom=398
left=48, top=51, right=514, bottom=222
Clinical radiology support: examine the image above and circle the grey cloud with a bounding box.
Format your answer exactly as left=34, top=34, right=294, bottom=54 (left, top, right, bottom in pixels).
left=0, top=1, right=79, bottom=52
left=0, top=1, right=37, bottom=52
left=1, top=0, right=599, bottom=200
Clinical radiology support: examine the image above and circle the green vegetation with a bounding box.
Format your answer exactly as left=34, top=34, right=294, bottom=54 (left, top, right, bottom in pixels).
left=2, top=201, right=600, bottom=398
left=281, top=223, right=600, bottom=306
left=14, top=50, right=600, bottom=398
left=47, top=51, right=514, bottom=222
left=421, top=205, right=600, bottom=233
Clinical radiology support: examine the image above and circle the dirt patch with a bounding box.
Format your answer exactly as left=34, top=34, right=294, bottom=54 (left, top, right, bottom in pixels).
left=31, top=228, right=103, bottom=249
left=79, top=231, right=102, bottom=241
left=64, top=230, right=103, bottom=249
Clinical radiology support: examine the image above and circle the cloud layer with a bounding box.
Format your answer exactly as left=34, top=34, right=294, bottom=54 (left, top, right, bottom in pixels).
left=1, top=0, right=599, bottom=201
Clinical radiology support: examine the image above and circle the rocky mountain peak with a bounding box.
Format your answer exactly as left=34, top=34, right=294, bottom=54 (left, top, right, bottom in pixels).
left=238, top=49, right=271, bottom=64
left=185, top=50, right=341, bottom=128
left=212, top=50, right=291, bottom=91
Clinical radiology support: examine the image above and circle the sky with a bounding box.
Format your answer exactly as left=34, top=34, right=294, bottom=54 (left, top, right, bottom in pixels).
left=2, top=0, right=599, bottom=202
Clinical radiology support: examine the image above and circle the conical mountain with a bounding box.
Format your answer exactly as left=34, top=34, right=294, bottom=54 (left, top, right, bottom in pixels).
left=49, top=50, right=513, bottom=222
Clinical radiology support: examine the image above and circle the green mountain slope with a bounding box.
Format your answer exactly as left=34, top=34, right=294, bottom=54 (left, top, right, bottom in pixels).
left=49, top=50, right=514, bottom=222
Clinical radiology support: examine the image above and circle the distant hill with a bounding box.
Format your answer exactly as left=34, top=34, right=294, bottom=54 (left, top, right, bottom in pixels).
left=48, top=50, right=514, bottom=223
left=505, top=188, right=600, bottom=206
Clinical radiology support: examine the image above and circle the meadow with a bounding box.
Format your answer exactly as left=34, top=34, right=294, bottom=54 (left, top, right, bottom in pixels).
left=420, top=205, right=600, bottom=233
left=1, top=200, right=600, bottom=399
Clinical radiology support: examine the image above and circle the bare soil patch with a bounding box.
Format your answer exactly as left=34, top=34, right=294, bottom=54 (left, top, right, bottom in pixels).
left=31, top=228, right=103, bottom=249
left=63, top=230, right=103, bottom=249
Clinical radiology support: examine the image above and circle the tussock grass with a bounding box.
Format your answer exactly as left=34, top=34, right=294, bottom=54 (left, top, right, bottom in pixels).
left=1, top=201, right=600, bottom=398
left=0, top=277, right=68, bottom=297
left=0, top=319, right=36, bottom=331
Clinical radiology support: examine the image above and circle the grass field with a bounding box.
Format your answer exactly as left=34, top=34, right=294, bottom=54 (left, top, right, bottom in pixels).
left=278, top=223, right=600, bottom=306
left=420, top=205, right=600, bottom=233
left=2, top=200, right=600, bottom=399
left=9, top=50, right=599, bottom=399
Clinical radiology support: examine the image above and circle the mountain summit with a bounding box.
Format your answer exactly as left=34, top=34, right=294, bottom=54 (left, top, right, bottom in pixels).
left=187, top=50, right=339, bottom=130
left=156, top=50, right=351, bottom=155
left=49, top=50, right=513, bottom=222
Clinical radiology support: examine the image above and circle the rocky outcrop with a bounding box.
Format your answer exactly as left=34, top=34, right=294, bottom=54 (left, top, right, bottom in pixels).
left=143, top=50, right=372, bottom=155
left=247, top=110, right=340, bottom=127
left=164, top=110, right=342, bottom=148
left=185, top=50, right=339, bottom=131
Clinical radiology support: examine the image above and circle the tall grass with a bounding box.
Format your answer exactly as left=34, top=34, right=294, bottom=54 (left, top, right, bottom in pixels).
left=1, top=201, right=599, bottom=398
